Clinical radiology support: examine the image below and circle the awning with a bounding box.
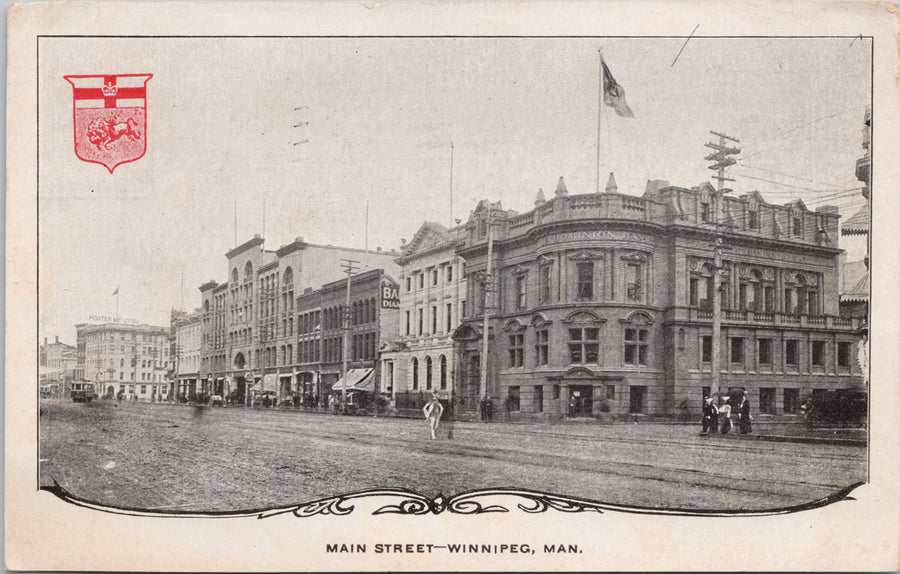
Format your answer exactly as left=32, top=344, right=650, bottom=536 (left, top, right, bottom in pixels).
left=331, top=368, right=374, bottom=392
left=841, top=270, right=870, bottom=303
left=841, top=202, right=870, bottom=236
left=250, top=373, right=279, bottom=393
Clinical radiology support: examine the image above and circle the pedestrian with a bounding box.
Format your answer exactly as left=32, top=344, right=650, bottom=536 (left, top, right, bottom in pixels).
left=423, top=393, right=444, bottom=440
left=700, top=395, right=718, bottom=435
left=738, top=391, right=752, bottom=434
left=719, top=399, right=733, bottom=434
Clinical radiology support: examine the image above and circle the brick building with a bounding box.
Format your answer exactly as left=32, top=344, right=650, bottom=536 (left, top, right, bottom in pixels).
left=198, top=235, right=398, bottom=404
left=296, top=268, right=400, bottom=406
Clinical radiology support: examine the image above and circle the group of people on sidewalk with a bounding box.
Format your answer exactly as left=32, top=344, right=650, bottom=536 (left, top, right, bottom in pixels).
left=701, top=390, right=752, bottom=435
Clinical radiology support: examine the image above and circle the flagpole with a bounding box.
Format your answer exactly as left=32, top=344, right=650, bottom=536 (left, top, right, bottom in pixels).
left=116, top=288, right=119, bottom=321
left=596, top=49, right=604, bottom=194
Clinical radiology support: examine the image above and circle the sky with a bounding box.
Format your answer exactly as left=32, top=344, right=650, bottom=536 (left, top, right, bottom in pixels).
left=37, top=36, right=871, bottom=343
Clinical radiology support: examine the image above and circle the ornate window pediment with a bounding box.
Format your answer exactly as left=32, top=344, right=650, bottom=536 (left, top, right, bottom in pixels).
left=785, top=271, right=817, bottom=286
left=503, top=319, right=527, bottom=332
left=620, top=311, right=653, bottom=325
left=531, top=313, right=552, bottom=328
left=563, top=310, right=605, bottom=325
left=560, top=366, right=597, bottom=380
left=621, top=251, right=648, bottom=263
left=451, top=324, right=481, bottom=342
left=568, top=249, right=604, bottom=260
left=537, top=254, right=554, bottom=266
left=510, top=264, right=529, bottom=276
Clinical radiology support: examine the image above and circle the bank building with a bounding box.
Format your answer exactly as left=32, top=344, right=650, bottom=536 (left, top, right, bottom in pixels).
left=394, top=176, right=865, bottom=420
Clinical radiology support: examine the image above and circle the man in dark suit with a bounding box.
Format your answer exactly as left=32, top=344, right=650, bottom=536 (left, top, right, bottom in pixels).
left=739, top=391, right=752, bottom=434
left=700, top=396, right=719, bottom=435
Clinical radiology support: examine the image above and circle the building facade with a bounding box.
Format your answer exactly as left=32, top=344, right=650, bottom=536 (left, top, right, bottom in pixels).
left=39, top=336, right=78, bottom=396
left=74, top=320, right=170, bottom=401
left=380, top=222, right=468, bottom=410
left=296, top=268, right=400, bottom=406
left=172, top=310, right=202, bottom=400
left=198, top=235, right=398, bottom=404
left=452, top=178, right=865, bottom=420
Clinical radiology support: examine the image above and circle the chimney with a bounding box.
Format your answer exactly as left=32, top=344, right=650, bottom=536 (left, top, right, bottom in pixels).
left=55, top=336, right=59, bottom=344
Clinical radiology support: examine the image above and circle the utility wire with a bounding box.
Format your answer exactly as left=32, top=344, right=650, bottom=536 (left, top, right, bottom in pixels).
left=736, top=161, right=853, bottom=192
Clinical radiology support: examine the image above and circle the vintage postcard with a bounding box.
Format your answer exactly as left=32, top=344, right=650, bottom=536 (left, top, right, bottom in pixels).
left=6, top=1, right=900, bottom=571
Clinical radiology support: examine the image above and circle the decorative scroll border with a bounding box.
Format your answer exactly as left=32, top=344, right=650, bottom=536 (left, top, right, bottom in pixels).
left=41, top=481, right=864, bottom=519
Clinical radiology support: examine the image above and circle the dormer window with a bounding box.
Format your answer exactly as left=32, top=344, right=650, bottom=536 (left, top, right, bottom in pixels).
left=748, top=208, right=759, bottom=230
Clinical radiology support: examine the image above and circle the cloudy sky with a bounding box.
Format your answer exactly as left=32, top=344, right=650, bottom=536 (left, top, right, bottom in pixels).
left=38, top=36, right=871, bottom=342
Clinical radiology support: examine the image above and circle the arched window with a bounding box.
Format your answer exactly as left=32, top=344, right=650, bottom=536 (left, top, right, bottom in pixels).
left=411, top=357, right=419, bottom=390
left=352, top=302, right=358, bottom=326
left=439, top=355, right=447, bottom=389
left=283, top=267, right=293, bottom=286
left=244, top=261, right=253, bottom=281
left=425, top=356, right=433, bottom=389
left=231, top=268, right=239, bottom=284
left=370, top=297, right=377, bottom=322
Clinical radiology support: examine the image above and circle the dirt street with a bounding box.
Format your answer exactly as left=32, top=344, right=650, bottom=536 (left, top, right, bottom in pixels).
left=39, top=400, right=866, bottom=513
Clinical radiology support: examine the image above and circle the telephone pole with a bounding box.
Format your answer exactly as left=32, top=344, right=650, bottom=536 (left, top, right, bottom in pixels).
left=704, top=131, right=740, bottom=397
left=479, top=203, right=496, bottom=417
left=340, top=258, right=360, bottom=408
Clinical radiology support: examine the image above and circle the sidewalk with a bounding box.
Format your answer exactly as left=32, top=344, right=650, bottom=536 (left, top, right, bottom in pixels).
left=712, top=423, right=866, bottom=446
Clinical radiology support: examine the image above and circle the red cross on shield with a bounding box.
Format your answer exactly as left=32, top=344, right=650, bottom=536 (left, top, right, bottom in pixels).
left=64, top=74, right=153, bottom=173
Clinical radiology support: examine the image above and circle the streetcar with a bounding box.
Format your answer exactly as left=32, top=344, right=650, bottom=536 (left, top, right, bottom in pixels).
left=69, top=381, right=97, bottom=403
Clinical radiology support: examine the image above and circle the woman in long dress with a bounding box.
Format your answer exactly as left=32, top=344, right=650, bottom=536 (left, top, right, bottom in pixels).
left=423, top=394, right=444, bottom=440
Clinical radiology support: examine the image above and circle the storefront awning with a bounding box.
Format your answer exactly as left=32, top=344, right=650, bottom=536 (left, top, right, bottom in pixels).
left=250, top=373, right=279, bottom=393
left=331, top=368, right=374, bottom=392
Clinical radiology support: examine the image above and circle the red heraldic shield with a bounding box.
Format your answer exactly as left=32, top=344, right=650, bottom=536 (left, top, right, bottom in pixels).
left=64, top=74, right=153, bottom=173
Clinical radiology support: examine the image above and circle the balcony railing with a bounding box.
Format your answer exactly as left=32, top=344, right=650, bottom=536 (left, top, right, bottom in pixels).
left=680, top=307, right=859, bottom=329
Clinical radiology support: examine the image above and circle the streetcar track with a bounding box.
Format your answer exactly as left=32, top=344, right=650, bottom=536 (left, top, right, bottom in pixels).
left=40, top=403, right=867, bottom=512
left=225, top=415, right=856, bottom=494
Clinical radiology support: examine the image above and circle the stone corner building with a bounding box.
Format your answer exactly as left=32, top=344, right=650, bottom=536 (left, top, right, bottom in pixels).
left=450, top=178, right=864, bottom=420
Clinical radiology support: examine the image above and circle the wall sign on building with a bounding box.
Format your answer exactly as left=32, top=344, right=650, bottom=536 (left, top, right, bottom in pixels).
left=381, top=280, right=400, bottom=309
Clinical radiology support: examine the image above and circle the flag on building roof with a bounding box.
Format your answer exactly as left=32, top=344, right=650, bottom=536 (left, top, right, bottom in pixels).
left=601, top=57, right=635, bottom=118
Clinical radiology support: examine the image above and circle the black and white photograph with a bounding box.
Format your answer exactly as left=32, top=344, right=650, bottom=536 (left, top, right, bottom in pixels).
left=7, top=2, right=899, bottom=571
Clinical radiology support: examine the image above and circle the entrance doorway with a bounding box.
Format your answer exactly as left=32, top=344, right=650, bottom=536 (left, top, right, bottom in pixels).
left=456, top=352, right=480, bottom=412
left=568, top=385, right=593, bottom=417
left=629, top=385, right=647, bottom=414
